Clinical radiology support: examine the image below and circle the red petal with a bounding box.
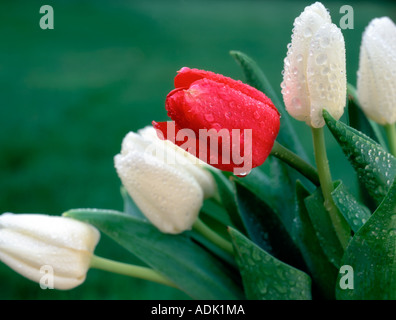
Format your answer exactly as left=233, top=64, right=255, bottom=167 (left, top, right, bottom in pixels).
left=174, top=67, right=279, bottom=115
left=162, top=78, right=280, bottom=172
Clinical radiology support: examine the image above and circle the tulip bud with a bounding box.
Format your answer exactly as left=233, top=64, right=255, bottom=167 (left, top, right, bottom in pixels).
left=153, top=67, right=280, bottom=175
left=281, top=2, right=347, bottom=128
left=0, top=213, right=100, bottom=290
left=357, top=17, right=396, bottom=125
left=114, top=126, right=216, bottom=234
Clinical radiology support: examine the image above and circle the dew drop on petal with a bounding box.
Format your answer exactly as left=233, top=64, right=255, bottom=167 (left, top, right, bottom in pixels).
left=253, top=110, right=261, bottom=120
left=296, top=54, right=303, bottom=62
left=204, top=113, right=214, bottom=122
left=292, top=97, right=301, bottom=110
left=304, top=27, right=312, bottom=37
left=316, top=53, right=327, bottom=65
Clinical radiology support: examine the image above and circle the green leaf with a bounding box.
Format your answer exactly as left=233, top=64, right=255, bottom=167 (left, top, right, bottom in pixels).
left=229, top=227, right=312, bottom=300
left=232, top=162, right=303, bottom=241
left=234, top=158, right=313, bottom=244
left=336, top=179, right=396, bottom=300
left=331, top=181, right=372, bottom=233
left=234, top=180, right=307, bottom=272
left=231, top=166, right=272, bottom=205
left=205, top=168, right=246, bottom=234
left=64, top=209, right=244, bottom=300
left=324, top=109, right=396, bottom=205
left=304, top=186, right=345, bottom=268
left=268, top=157, right=305, bottom=237
left=230, top=50, right=308, bottom=160
left=294, top=181, right=338, bottom=300
left=120, top=186, right=147, bottom=220
left=201, top=198, right=232, bottom=228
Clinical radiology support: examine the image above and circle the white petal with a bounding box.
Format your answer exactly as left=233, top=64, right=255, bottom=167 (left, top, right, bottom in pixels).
left=357, top=17, right=396, bottom=124
left=282, top=2, right=332, bottom=124
left=114, top=150, right=204, bottom=234
left=281, top=2, right=346, bottom=128
left=0, top=213, right=99, bottom=290
left=122, top=127, right=216, bottom=198
left=307, top=23, right=346, bottom=128
left=0, top=213, right=100, bottom=252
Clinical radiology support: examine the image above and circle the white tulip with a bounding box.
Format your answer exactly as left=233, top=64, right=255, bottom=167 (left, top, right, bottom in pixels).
left=114, top=126, right=216, bottom=234
left=357, top=17, right=396, bottom=125
left=0, top=213, right=100, bottom=290
left=281, top=2, right=347, bottom=128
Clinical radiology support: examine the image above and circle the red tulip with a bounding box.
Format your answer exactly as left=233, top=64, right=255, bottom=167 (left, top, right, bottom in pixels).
left=153, top=67, right=280, bottom=175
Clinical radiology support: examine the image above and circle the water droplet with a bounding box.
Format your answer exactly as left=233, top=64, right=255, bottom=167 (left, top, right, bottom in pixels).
left=321, top=36, right=330, bottom=48
left=304, top=27, right=312, bottom=37
left=321, top=67, right=330, bottom=75
left=316, top=53, right=327, bottom=65
left=329, top=73, right=337, bottom=82
left=296, top=54, right=303, bottom=62
left=204, top=113, right=214, bottom=122
left=292, top=97, right=301, bottom=109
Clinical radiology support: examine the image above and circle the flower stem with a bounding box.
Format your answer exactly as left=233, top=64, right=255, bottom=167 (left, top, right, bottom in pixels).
left=384, top=123, right=396, bottom=157
left=270, top=141, right=320, bottom=186
left=90, top=255, right=177, bottom=288
left=311, top=127, right=349, bottom=250
left=193, top=218, right=234, bottom=255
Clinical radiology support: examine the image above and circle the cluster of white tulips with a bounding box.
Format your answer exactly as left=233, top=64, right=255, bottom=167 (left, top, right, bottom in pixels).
left=0, top=1, right=395, bottom=291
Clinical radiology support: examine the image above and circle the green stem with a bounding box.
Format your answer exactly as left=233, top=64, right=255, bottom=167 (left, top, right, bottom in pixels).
left=90, top=255, right=177, bottom=288
left=193, top=218, right=234, bottom=255
left=311, top=127, right=349, bottom=250
left=270, top=141, right=320, bottom=186
left=384, top=123, right=396, bottom=157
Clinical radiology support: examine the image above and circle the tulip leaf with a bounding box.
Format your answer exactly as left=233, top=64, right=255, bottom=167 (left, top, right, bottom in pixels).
left=233, top=179, right=307, bottom=272
left=331, top=181, right=372, bottom=233
left=324, top=109, right=396, bottom=205
left=64, top=209, right=244, bottom=300
left=335, top=179, right=396, bottom=300
left=268, top=157, right=306, bottom=238
left=200, top=198, right=232, bottom=230
left=230, top=166, right=272, bottom=205
left=205, top=168, right=247, bottom=234
left=294, top=181, right=338, bottom=300
left=228, top=227, right=312, bottom=300
left=120, top=186, right=147, bottom=221
left=230, top=50, right=308, bottom=161
left=304, top=186, right=345, bottom=268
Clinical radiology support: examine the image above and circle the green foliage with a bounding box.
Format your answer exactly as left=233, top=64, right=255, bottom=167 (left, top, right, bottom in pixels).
left=64, top=209, right=244, bottom=300
left=324, top=110, right=396, bottom=205
left=336, top=179, right=396, bottom=300
left=229, top=227, right=312, bottom=300
left=294, top=182, right=338, bottom=300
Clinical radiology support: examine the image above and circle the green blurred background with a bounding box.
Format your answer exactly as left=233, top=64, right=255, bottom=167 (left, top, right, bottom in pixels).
left=0, top=0, right=395, bottom=299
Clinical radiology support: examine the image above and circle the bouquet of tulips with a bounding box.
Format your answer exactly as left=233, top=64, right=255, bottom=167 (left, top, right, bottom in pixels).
left=1, top=2, right=395, bottom=300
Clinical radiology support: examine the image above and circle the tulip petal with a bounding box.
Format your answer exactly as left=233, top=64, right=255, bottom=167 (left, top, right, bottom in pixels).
left=282, top=2, right=332, bottom=125
left=281, top=2, right=346, bottom=128
left=307, top=23, right=346, bottom=128
left=123, top=128, right=216, bottom=198
left=357, top=17, right=396, bottom=125
left=174, top=67, right=278, bottom=112
left=164, top=77, right=280, bottom=172
left=0, top=213, right=100, bottom=252
left=114, top=148, right=204, bottom=234
left=0, top=213, right=99, bottom=290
